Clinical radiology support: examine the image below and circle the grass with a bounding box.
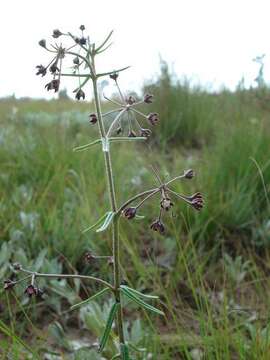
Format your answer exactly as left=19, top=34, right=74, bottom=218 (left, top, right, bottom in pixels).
left=1, top=67, right=270, bottom=359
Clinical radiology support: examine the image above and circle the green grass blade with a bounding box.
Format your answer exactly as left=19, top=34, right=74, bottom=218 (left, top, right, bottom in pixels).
left=120, top=288, right=164, bottom=316
left=96, top=211, right=115, bottom=233
left=82, top=212, right=109, bottom=233
left=120, top=343, right=130, bottom=359
left=120, top=285, right=159, bottom=299
left=99, top=302, right=120, bottom=352
left=73, top=139, right=101, bottom=152
left=0, top=320, right=41, bottom=359
left=70, top=287, right=110, bottom=310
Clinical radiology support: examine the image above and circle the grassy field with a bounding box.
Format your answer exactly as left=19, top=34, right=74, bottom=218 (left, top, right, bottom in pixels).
left=1, top=67, right=270, bottom=359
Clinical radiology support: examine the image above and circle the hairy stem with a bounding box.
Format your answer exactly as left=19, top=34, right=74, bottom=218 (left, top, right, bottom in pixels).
left=91, top=56, right=125, bottom=348
left=19, top=268, right=113, bottom=290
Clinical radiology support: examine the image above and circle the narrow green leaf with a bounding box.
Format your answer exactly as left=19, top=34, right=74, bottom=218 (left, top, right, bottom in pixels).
left=71, top=287, right=110, bottom=310
left=109, top=137, right=147, bottom=143
left=120, top=285, right=159, bottom=299
left=120, top=343, right=130, bottom=359
left=82, top=212, right=109, bottom=233
left=0, top=320, right=41, bottom=359
left=99, top=302, right=120, bottom=352
left=73, top=139, right=101, bottom=152
left=96, top=211, right=115, bottom=233
left=96, top=30, right=114, bottom=52
left=120, top=288, right=164, bottom=316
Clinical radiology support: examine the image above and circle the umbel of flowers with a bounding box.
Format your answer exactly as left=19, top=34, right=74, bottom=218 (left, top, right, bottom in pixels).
left=4, top=26, right=204, bottom=359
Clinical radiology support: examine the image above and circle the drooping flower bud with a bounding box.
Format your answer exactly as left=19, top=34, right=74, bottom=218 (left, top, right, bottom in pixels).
left=45, top=79, right=60, bottom=92
left=24, top=284, right=38, bottom=297
left=73, top=57, right=80, bottom=65
left=38, top=39, right=46, bottom=48
left=52, top=29, right=62, bottom=38
left=36, top=65, right=47, bottom=77
left=144, top=94, right=154, bottom=104
left=89, top=113, right=97, bottom=124
left=184, top=169, right=194, bottom=179
left=147, top=113, right=159, bottom=125
left=49, top=62, right=59, bottom=74
left=4, top=279, right=15, bottom=290
left=150, top=220, right=165, bottom=234
left=140, top=128, right=152, bottom=138
left=75, top=89, right=85, bottom=100
left=122, top=207, right=137, bottom=219
left=189, top=192, right=204, bottom=211
left=127, top=96, right=136, bottom=105
left=109, top=72, right=119, bottom=81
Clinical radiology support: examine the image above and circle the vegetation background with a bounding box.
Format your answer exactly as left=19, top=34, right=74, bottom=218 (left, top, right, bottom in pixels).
left=1, top=62, right=270, bottom=359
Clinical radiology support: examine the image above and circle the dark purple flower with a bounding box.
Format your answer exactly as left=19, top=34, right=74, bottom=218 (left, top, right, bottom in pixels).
left=79, top=37, right=87, bottom=45
left=150, top=220, right=165, bottom=234
left=188, top=192, right=204, bottom=211
left=73, top=57, right=80, bottom=65
left=126, top=96, right=136, bottom=105
left=45, top=79, right=60, bottom=92
left=147, top=113, right=159, bottom=125
left=75, top=89, right=85, bottom=100
left=140, top=128, right=152, bottom=138
left=79, top=25, right=85, bottom=31
left=52, top=29, right=62, bottom=38
left=85, top=251, right=94, bottom=262
left=144, top=94, right=154, bottom=104
left=109, top=72, right=119, bottom=81
left=184, top=169, right=194, bottom=179
left=24, top=284, right=38, bottom=297
left=122, top=207, right=137, bottom=219
left=36, top=65, right=47, bottom=77
left=160, top=197, right=174, bottom=211
left=4, top=279, right=15, bottom=290
left=38, top=39, right=46, bottom=48
left=49, top=62, right=59, bottom=74
left=89, top=113, right=97, bottom=124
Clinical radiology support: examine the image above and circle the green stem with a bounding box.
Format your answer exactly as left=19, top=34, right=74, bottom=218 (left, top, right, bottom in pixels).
left=91, top=57, right=125, bottom=349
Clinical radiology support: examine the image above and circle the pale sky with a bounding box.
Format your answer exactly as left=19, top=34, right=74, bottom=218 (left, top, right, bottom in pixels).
left=1, top=0, right=270, bottom=99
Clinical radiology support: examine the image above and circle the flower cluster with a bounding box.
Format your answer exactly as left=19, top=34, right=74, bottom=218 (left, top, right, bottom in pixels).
left=103, top=74, right=158, bottom=138
left=3, top=265, right=43, bottom=298
left=36, top=25, right=88, bottom=99
left=122, top=168, right=204, bottom=234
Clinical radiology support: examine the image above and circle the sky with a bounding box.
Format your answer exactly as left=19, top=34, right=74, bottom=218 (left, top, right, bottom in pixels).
left=1, top=0, right=270, bottom=99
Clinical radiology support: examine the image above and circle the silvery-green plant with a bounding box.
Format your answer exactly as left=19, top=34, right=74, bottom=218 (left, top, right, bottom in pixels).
left=4, top=26, right=204, bottom=359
